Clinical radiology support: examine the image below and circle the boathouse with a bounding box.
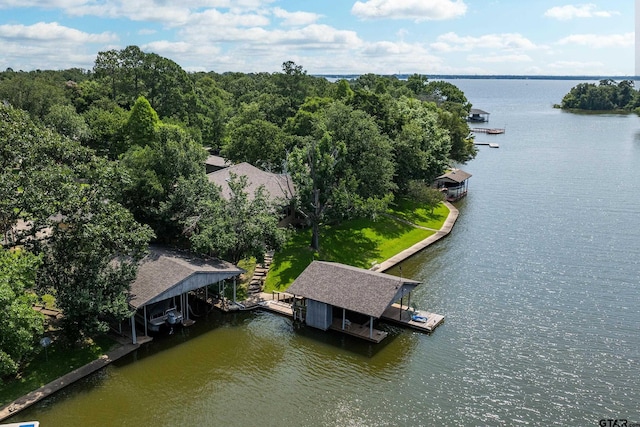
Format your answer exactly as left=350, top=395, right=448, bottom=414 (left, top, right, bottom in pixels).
left=467, top=108, right=490, bottom=122
left=287, top=261, right=421, bottom=342
left=127, top=246, right=244, bottom=344
left=434, top=169, right=472, bottom=202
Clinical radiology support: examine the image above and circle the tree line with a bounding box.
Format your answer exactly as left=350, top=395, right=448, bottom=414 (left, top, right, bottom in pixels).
left=0, top=46, right=477, bottom=379
left=559, top=79, right=640, bottom=112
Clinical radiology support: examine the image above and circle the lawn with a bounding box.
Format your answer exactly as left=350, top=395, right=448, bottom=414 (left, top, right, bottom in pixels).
left=0, top=334, right=118, bottom=406
left=387, top=198, right=450, bottom=229
left=264, top=201, right=449, bottom=292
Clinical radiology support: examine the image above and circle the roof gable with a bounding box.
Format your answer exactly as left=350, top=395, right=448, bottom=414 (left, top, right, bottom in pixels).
left=207, top=162, right=295, bottom=203
left=129, top=246, right=244, bottom=309
left=287, top=261, right=420, bottom=318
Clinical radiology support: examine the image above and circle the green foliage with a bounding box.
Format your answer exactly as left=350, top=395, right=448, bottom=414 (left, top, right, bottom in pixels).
left=0, top=248, right=44, bottom=380
left=188, top=174, right=290, bottom=264
left=126, top=96, right=159, bottom=147
left=120, top=121, right=207, bottom=237
left=221, top=102, right=286, bottom=171
left=44, top=103, right=90, bottom=142
left=560, top=80, right=639, bottom=111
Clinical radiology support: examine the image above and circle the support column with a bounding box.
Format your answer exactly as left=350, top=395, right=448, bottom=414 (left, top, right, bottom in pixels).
left=369, top=316, right=374, bottom=339
left=143, top=305, right=148, bottom=337
left=233, top=277, right=237, bottom=303
left=130, top=315, right=137, bottom=345
left=342, top=308, right=346, bottom=329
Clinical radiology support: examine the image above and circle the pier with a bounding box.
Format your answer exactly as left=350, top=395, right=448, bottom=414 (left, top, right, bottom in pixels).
left=471, top=127, right=505, bottom=134
left=474, top=141, right=500, bottom=148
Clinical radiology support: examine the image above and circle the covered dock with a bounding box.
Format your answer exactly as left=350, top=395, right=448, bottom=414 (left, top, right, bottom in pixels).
left=434, top=169, right=472, bottom=202
left=127, top=246, right=244, bottom=344
left=467, top=108, right=490, bottom=122
left=287, top=261, right=426, bottom=343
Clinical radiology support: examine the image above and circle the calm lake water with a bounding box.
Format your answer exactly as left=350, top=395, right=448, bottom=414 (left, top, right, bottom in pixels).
left=11, top=79, right=640, bottom=426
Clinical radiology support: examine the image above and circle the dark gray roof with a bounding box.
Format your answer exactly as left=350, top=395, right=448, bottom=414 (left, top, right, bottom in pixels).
left=435, top=169, right=472, bottom=184
left=205, top=155, right=229, bottom=168
left=469, top=108, right=490, bottom=115
left=287, top=261, right=420, bottom=318
left=207, top=162, right=295, bottom=203
left=129, top=246, right=244, bottom=309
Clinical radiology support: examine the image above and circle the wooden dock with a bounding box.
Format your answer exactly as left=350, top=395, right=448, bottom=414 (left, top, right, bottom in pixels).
left=381, top=304, right=444, bottom=333
left=474, top=141, right=499, bottom=148
left=471, top=127, right=505, bottom=134
left=329, top=319, right=388, bottom=343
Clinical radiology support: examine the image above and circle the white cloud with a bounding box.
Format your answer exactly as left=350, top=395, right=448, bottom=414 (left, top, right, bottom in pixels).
left=0, top=21, right=116, bottom=43
left=556, top=32, right=633, bottom=48
left=272, top=7, right=321, bottom=26
left=0, top=22, right=117, bottom=70
left=351, top=0, right=467, bottom=22
left=431, top=32, right=538, bottom=52
left=544, top=4, right=618, bottom=20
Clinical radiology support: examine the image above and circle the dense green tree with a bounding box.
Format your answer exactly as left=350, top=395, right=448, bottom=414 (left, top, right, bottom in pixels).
left=287, top=134, right=349, bottom=251
left=221, top=102, right=286, bottom=171
left=0, top=104, right=153, bottom=342
left=187, top=174, right=289, bottom=264
left=560, top=80, right=640, bottom=111
left=0, top=248, right=44, bottom=380
left=126, top=96, right=159, bottom=148
left=44, top=104, right=90, bottom=142
left=37, top=188, right=153, bottom=341
left=82, top=105, right=129, bottom=158
left=0, top=73, right=68, bottom=119
left=390, top=97, right=452, bottom=192
left=120, top=119, right=207, bottom=238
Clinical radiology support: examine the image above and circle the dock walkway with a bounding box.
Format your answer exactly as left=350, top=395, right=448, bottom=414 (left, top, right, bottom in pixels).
left=382, top=304, right=445, bottom=333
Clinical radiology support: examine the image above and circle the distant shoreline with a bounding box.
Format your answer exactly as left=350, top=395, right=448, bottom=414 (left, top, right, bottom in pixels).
left=317, top=74, right=639, bottom=81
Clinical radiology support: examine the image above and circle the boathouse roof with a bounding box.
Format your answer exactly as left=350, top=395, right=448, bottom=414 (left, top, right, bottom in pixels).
left=129, top=246, right=243, bottom=309
left=207, top=162, right=295, bottom=203
left=287, top=261, right=420, bottom=318
left=469, top=108, right=490, bottom=115
left=435, top=169, right=472, bottom=184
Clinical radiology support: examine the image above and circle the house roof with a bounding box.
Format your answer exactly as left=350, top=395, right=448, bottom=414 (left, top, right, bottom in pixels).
left=287, top=261, right=420, bottom=318
left=205, top=155, right=229, bottom=168
left=207, top=162, right=295, bottom=203
left=435, top=169, right=472, bottom=184
left=129, top=246, right=244, bottom=309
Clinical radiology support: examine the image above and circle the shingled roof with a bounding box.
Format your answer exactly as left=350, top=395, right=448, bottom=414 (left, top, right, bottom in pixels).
left=129, top=246, right=243, bottom=309
left=287, top=261, right=420, bottom=318
left=435, top=169, right=472, bottom=184
left=207, top=162, right=295, bottom=203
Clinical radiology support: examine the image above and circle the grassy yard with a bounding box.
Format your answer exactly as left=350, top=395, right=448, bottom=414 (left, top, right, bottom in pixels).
left=0, top=334, right=118, bottom=406
left=264, top=201, right=449, bottom=292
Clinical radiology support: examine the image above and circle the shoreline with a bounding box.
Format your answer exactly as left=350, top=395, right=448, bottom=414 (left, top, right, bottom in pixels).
left=0, top=201, right=460, bottom=423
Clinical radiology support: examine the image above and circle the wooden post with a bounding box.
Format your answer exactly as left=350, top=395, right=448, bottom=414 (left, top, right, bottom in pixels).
left=233, top=277, right=237, bottom=304
left=143, top=305, right=148, bottom=337
left=342, top=308, right=346, bottom=329
left=131, top=315, right=137, bottom=345
left=369, top=316, right=373, bottom=339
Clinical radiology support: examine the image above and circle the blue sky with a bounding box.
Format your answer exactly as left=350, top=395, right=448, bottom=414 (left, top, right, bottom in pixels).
left=0, top=0, right=634, bottom=75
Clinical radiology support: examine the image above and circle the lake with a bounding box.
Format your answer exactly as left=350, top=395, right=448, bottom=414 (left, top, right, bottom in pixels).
left=10, top=79, right=640, bottom=426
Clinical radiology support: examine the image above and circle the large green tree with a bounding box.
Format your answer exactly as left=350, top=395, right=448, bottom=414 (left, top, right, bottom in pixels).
left=0, top=248, right=44, bottom=380
left=182, top=174, right=289, bottom=264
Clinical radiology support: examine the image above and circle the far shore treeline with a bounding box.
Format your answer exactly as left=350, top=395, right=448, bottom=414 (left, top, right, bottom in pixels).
left=0, top=45, right=477, bottom=381
left=558, top=79, right=640, bottom=113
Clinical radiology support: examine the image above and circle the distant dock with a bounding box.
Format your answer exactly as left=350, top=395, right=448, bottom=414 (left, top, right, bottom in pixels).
left=474, top=141, right=499, bottom=148
left=471, top=127, right=505, bottom=134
